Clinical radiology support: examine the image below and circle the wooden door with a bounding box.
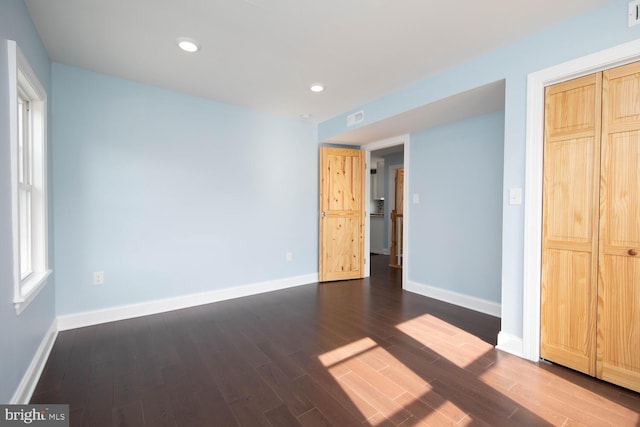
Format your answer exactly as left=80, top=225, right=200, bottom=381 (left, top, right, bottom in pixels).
left=395, top=168, right=404, bottom=215
left=540, top=74, right=602, bottom=375
left=319, top=147, right=365, bottom=281
left=597, top=62, right=640, bottom=392
left=390, top=168, right=404, bottom=268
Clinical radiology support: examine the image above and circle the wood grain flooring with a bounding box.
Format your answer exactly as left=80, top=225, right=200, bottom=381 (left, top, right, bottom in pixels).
left=31, top=255, right=640, bottom=426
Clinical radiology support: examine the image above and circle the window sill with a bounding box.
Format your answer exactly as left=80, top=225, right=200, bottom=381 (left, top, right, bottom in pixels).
left=14, top=269, right=52, bottom=316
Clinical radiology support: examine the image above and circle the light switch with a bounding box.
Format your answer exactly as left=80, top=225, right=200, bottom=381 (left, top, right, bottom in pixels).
left=412, top=193, right=420, bottom=204
left=509, top=188, right=522, bottom=205
left=629, top=0, right=640, bottom=27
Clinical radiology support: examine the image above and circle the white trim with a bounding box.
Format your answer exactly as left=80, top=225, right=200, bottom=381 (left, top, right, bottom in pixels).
left=405, top=280, right=501, bottom=318
left=11, top=319, right=58, bottom=404
left=523, top=38, right=640, bottom=362
left=14, top=270, right=52, bottom=316
left=15, top=46, right=46, bottom=99
left=8, top=40, right=21, bottom=310
left=8, top=40, right=51, bottom=315
left=364, top=150, right=371, bottom=277
left=57, top=273, right=318, bottom=331
left=363, top=134, right=410, bottom=290
left=364, top=134, right=410, bottom=152
left=401, top=137, right=409, bottom=291
left=496, top=331, right=524, bottom=358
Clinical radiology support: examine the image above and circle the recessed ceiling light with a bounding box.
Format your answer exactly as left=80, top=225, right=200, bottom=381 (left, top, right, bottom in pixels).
left=310, top=83, right=324, bottom=93
left=177, top=37, right=199, bottom=53
left=300, top=113, right=312, bottom=119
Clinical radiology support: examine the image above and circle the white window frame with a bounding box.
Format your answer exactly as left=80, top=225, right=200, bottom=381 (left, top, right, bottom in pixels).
left=8, top=40, right=51, bottom=315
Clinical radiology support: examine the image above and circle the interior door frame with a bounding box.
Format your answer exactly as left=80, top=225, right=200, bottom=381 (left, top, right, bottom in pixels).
left=521, top=38, right=640, bottom=362
left=363, top=135, right=409, bottom=290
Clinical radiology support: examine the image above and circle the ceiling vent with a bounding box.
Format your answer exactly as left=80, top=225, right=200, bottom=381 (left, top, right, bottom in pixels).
left=347, top=110, right=364, bottom=127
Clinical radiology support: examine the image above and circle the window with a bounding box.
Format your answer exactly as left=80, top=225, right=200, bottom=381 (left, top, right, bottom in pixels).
left=8, top=41, right=51, bottom=315
left=18, top=92, right=33, bottom=280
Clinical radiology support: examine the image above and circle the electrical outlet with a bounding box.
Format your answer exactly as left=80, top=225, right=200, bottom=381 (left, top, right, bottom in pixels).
left=286, top=251, right=293, bottom=262
left=93, top=271, right=104, bottom=285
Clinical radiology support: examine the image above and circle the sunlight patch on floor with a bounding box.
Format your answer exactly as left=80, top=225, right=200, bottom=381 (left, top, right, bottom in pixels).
left=317, top=336, right=465, bottom=425
left=316, top=317, right=639, bottom=426
left=395, top=314, right=493, bottom=368
left=318, top=337, right=378, bottom=370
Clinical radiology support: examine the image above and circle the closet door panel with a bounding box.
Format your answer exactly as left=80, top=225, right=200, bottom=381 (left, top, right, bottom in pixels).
left=598, top=62, right=640, bottom=392
left=541, top=74, right=601, bottom=376
left=599, top=256, right=640, bottom=391
left=541, top=249, right=593, bottom=373
left=543, top=136, right=596, bottom=246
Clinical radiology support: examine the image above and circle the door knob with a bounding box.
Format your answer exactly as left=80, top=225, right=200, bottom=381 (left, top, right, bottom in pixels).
left=628, top=248, right=638, bottom=256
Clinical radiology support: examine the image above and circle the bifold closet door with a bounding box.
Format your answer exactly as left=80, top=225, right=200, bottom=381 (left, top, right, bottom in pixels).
left=597, top=62, right=640, bottom=392
left=540, top=73, right=602, bottom=376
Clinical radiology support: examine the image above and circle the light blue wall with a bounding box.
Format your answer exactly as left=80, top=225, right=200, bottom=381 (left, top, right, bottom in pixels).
left=409, top=112, right=504, bottom=303
left=319, top=0, right=640, bottom=339
left=0, top=0, right=55, bottom=403
left=319, top=1, right=636, bottom=140
left=52, top=64, right=318, bottom=315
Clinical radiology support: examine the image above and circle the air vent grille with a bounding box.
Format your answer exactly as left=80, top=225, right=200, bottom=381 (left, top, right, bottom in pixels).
left=347, top=110, right=364, bottom=127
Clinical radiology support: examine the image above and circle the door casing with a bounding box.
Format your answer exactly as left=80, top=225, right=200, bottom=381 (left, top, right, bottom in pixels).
left=363, top=135, right=409, bottom=287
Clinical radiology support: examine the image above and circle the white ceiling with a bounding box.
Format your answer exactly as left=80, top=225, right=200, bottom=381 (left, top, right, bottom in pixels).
left=25, top=0, right=609, bottom=123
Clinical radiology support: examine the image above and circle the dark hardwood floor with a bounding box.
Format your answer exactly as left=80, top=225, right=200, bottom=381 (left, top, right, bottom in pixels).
left=32, top=255, right=640, bottom=426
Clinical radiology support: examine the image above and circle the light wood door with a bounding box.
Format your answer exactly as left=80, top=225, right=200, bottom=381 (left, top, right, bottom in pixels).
left=390, top=168, right=404, bottom=268
left=597, top=62, right=640, bottom=392
left=319, top=147, right=365, bottom=282
left=541, top=73, right=602, bottom=376
left=542, top=61, right=640, bottom=392
left=395, top=168, right=404, bottom=215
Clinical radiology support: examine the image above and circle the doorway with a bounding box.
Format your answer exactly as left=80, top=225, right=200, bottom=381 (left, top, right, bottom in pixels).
left=365, top=138, right=407, bottom=282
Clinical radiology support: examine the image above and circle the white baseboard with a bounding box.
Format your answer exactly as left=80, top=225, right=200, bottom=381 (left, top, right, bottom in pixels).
left=57, top=273, right=318, bottom=331
left=11, top=319, right=58, bottom=404
left=405, top=280, right=501, bottom=318
left=496, top=331, right=524, bottom=358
